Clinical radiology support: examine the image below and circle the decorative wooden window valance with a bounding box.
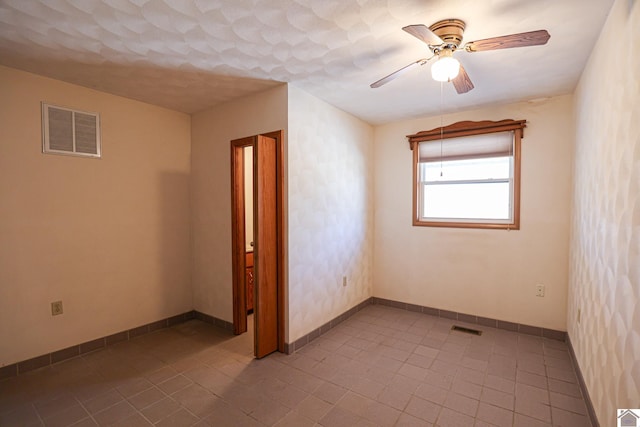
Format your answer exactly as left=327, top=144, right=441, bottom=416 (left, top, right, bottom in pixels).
left=406, top=119, right=527, bottom=151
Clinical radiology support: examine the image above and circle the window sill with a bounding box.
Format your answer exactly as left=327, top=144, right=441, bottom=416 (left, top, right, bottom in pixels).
left=413, top=219, right=520, bottom=230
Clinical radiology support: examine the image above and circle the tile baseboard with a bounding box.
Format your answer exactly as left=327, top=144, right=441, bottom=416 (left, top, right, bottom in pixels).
left=0, top=309, right=232, bottom=381
left=193, top=311, right=234, bottom=332
left=283, top=296, right=568, bottom=356
left=284, top=297, right=374, bottom=354
left=566, top=335, right=600, bottom=427
left=371, top=297, right=567, bottom=341
left=286, top=296, right=597, bottom=426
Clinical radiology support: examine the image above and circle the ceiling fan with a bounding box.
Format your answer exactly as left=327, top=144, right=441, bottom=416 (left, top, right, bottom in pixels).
left=370, top=19, right=550, bottom=94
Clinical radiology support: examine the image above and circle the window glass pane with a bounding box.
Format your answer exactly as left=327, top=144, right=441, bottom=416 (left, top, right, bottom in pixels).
left=421, top=156, right=510, bottom=182
left=422, top=182, right=511, bottom=220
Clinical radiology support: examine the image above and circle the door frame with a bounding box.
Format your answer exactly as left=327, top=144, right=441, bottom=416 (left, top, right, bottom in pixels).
left=230, top=130, right=285, bottom=354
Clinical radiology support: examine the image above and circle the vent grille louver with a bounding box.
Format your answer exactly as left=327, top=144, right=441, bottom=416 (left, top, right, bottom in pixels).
left=42, top=103, right=100, bottom=158
left=74, top=112, right=98, bottom=154
left=47, top=108, right=74, bottom=152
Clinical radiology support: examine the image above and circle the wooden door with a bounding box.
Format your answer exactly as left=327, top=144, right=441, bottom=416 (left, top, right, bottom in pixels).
left=230, top=131, right=284, bottom=357
left=253, top=135, right=279, bottom=358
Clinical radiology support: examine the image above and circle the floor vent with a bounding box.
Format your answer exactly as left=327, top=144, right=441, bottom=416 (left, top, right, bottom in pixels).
left=451, top=325, right=482, bottom=336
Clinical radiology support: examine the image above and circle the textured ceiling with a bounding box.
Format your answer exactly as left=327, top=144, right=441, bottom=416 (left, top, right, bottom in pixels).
left=0, top=0, right=614, bottom=124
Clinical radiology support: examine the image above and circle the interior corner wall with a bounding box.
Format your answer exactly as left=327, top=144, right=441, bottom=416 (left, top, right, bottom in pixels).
left=569, top=0, right=640, bottom=422
left=0, top=66, right=192, bottom=366
left=190, top=85, right=288, bottom=322
left=373, top=95, right=574, bottom=331
left=287, top=85, right=374, bottom=342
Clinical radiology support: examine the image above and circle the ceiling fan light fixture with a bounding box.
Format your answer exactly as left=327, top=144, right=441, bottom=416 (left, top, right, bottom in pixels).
left=431, top=49, right=460, bottom=82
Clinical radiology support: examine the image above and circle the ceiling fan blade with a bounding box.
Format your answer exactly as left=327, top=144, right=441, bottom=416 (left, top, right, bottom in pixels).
left=370, top=58, right=430, bottom=88
left=402, top=24, right=444, bottom=46
left=452, top=64, right=474, bottom=94
left=464, top=30, right=550, bottom=52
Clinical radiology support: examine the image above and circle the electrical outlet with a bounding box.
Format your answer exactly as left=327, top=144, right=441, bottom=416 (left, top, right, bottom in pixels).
left=342, top=276, right=347, bottom=287
left=51, top=301, right=63, bottom=316
left=535, top=284, right=545, bottom=297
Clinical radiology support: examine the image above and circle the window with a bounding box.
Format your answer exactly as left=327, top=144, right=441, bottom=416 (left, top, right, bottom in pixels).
left=408, top=120, right=526, bottom=229
left=42, top=103, right=101, bottom=158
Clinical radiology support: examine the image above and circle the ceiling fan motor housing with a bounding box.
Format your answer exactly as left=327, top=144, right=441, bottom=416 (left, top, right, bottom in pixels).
left=429, top=19, right=466, bottom=48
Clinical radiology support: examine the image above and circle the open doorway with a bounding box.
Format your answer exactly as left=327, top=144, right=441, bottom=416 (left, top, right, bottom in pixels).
left=230, top=131, right=285, bottom=358
left=244, top=145, right=255, bottom=317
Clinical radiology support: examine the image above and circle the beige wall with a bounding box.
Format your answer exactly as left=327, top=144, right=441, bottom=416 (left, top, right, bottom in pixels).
left=569, top=0, right=640, bottom=422
left=0, top=66, right=192, bottom=366
left=373, top=95, right=574, bottom=331
left=190, top=85, right=287, bottom=322
left=287, top=86, right=374, bottom=342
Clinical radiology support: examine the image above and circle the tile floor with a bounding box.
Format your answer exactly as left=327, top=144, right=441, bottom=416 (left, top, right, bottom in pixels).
left=0, top=305, right=591, bottom=427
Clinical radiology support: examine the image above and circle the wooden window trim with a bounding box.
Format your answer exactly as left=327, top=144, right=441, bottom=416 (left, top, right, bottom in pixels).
left=408, top=119, right=526, bottom=230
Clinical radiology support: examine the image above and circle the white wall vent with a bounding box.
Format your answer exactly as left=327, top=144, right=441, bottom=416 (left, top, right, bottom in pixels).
left=42, top=103, right=101, bottom=158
